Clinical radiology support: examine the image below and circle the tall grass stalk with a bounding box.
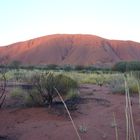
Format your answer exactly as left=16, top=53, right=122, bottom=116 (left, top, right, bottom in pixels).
left=54, top=87, right=82, bottom=140
left=113, top=112, right=119, bottom=140
left=124, top=78, right=137, bottom=140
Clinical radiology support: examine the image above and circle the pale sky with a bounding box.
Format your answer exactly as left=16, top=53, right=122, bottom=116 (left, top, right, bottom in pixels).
left=0, top=0, right=140, bottom=46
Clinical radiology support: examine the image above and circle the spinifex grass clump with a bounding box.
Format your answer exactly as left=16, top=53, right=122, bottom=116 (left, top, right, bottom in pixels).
left=131, top=71, right=140, bottom=108
left=27, top=72, right=78, bottom=106
left=64, top=71, right=114, bottom=85
left=136, top=81, right=140, bottom=108
left=109, top=73, right=140, bottom=94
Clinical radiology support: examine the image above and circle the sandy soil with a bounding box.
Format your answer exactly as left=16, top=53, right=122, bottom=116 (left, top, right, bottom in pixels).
left=0, top=84, right=140, bottom=140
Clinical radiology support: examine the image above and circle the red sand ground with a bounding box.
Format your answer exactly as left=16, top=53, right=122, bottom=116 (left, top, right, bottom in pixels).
left=0, top=84, right=140, bottom=140
left=0, top=34, right=140, bottom=66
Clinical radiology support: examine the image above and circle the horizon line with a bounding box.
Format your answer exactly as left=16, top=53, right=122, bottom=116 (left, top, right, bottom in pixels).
left=1, top=33, right=140, bottom=46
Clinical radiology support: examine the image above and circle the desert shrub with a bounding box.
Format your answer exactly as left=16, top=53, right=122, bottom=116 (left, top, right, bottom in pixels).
left=46, top=64, right=58, bottom=70
left=112, top=61, right=127, bottom=72
left=13, top=71, right=24, bottom=81
left=10, top=87, right=28, bottom=107
left=131, top=71, right=140, bottom=81
left=10, top=87, right=25, bottom=98
left=54, top=74, right=78, bottom=93
left=66, top=89, right=79, bottom=100
left=113, top=61, right=140, bottom=72
left=61, top=65, right=74, bottom=71
left=21, top=65, right=36, bottom=70
left=109, top=75, right=125, bottom=94
left=74, top=65, right=85, bottom=71
left=10, top=87, right=44, bottom=107
left=129, top=83, right=138, bottom=93
left=109, top=74, right=139, bottom=94
left=27, top=72, right=78, bottom=106
left=25, top=88, right=44, bottom=107
left=9, top=60, right=22, bottom=70
left=64, top=71, right=114, bottom=85
left=5, top=69, right=31, bottom=81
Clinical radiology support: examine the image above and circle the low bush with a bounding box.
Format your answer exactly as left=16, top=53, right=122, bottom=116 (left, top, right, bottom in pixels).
left=10, top=87, right=44, bottom=107
left=109, top=75, right=125, bottom=94
left=25, top=88, right=44, bottom=107
left=27, top=72, right=78, bottom=106
left=109, top=74, right=139, bottom=94
left=66, top=89, right=79, bottom=100
left=10, top=87, right=28, bottom=107
left=131, top=71, right=140, bottom=81
left=10, top=87, right=25, bottom=98
left=54, top=74, right=78, bottom=94
left=112, top=61, right=140, bottom=72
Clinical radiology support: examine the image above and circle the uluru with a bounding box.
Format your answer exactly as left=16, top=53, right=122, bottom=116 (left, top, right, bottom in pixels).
left=0, top=34, right=140, bottom=66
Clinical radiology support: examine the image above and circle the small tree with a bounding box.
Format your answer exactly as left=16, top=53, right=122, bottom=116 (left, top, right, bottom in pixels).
left=112, top=61, right=140, bottom=72
left=10, top=60, right=21, bottom=70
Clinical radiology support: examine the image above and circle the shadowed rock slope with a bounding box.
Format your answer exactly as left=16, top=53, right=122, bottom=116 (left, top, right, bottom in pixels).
left=0, top=34, right=140, bottom=66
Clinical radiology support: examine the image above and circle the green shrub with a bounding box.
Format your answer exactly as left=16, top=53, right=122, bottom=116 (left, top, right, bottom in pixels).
left=110, top=74, right=139, bottom=94
left=74, top=65, right=85, bottom=71
left=61, top=65, right=74, bottom=71
left=25, top=88, right=44, bottom=107
left=113, top=61, right=140, bottom=72
left=28, top=72, right=78, bottom=106
left=109, top=75, right=125, bottom=94
left=131, top=71, right=140, bottom=81
left=66, top=89, right=79, bottom=100
left=46, top=64, right=58, bottom=70
left=54, top=74, right=78, bottom=94
left=10, top=87, right=28, bottom=107
left=10, top=87, right=45, bottom=107
left=10, top=87, right=25, bottom=99
left=9, top=60, right=22, bottom=70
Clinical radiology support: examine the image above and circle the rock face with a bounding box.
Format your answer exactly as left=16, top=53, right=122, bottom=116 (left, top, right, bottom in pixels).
left=0, top=34, right=140, bottom=66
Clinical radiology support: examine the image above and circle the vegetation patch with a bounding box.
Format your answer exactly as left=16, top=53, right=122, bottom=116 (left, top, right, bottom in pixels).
left=26, top=72, right=78, bottom=107
left=112, top=61, right=140, bottom=72
left=109, top=73, right=140, bottom=94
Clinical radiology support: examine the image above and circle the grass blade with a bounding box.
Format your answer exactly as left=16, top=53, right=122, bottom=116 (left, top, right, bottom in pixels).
left=54, top=87, right=82, bottom=140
